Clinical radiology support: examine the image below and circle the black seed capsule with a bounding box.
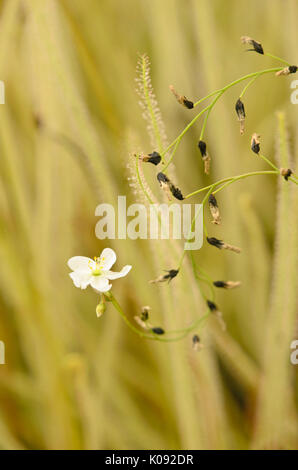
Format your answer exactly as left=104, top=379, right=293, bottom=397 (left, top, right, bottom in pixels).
left=170, top=185, right=184, bottom=200
left=148, top=152, right=161, bottom=165
left=165, top=269, right=179, bottom=280
left=192, top=334, right=202, bottom=351
left=213, top=280, right=241, bottom=289
left=241, top=36, right=264, bottom=55
left=157, top=172, right=170, bottom=183
left=289, top=65, right=298, bottom=74
left=169, top=85, right=194, bottom=109
left=208, top=194, right=218, bottom=208
left=192, top=334, right=200, bottom=344
left=235, top=98, right=245, bottom=119
left=280, top=168, right=293, bottom=181
left=235, top=98, right=246, bottom=135
left=151, top=327, right=165, bottom=335
left=198, top=140, right=207, bottom=158
left=251, top=133, right=260, bottom=154
left=206, top=237, right=224, bottom=249
left=207, top=300, right=218, bottom=311
left=213, top=281, right=226, bottom=288
left=149, top=269, right=179, bottom=284
left=182, top=98, right=194, bottom=109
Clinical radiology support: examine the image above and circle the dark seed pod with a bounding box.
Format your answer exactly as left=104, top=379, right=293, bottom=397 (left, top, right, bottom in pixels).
left=241, top=36, right=264, bottom=55
left=280, top=168, right=293, bottom=181
left=192, top=334, right=200, bottom=344
left=192, top=334, right=202, bottom=351
left=289, top=65, right=298, bottom=74
left=235, top=98, right=246, bottom=135
left=157, top=172, right=170, bottom=183
left=151, top=327, right=165, bottom=335
left=198, top=140, right=211, bottom=174
left=157, top=172, right=184, bottom=200
left=213, top=281, right=226, bottom=288
left=213, top=281, right=241, bottom=289
left=276, top=65, right=298, bottom=76
left=235, top=98, right=245, bottom=119
left=207, top=236, right=241, bottom=253
left=169, top=85, right=194, bottom=109
left=141, top=306, right=150, bottom=321
left=206, top=300, right=226, bottom=330
left=140, top=152, right=161, bottom=165
left=208, top=193, right=221, bottom=224
left=198, top=140, right=207, bottom=157
left=251, top=133, right=260, bottom=154
left=182, top=98, right=194, bottom=109
left=147, top=152, right=161, bottom=165
left=170, top=185, right=184, bottom=200
left=206, top=237, right=224, bottom=249
left=149, top=269, right=179, bottom=284
left=165, top=269, right=179, bottom=280
left=208, top=194, right=218, bottom=208
left=207, top=300, right=218, bottom=311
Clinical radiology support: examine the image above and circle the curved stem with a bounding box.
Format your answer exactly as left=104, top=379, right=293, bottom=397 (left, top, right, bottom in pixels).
left=184, top=171, right=279, bottom=200
left=161, top=68, right=282, bottom=164
left=109, top=292, right=209, bottom=342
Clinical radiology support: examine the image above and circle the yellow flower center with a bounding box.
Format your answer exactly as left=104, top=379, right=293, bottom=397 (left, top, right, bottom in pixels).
left=90, top=256, right=105, bottom=276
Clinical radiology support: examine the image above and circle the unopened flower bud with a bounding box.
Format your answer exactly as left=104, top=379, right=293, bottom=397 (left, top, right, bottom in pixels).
left=251, top=133, right=260, bottom=154
left=169, top=85, right=194, bottom=109
left=96, top=302, right=106, bottom=318
left=235, top=98, right=246, bottom=135
left=208, top=193, right=221, bottom=225
left=241, top=36, right=264, bottom=55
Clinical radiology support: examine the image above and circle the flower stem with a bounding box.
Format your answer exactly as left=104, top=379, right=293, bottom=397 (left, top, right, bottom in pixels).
left=108, top=292, right=209, bottom=342
left=161, top=67, right=282, bottom=165
left=264, top=52, right=291, bottom=66
left=184, top=171, right=280, bottom=200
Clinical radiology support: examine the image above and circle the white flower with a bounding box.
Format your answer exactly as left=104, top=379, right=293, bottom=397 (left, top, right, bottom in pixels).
left=67, top=248, right=132, bottom=293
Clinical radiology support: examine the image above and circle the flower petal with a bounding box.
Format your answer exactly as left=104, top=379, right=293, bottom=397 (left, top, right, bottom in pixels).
left=90, top=276, right=112, bottom=293
left=99, top=248, right=117, bottom=270
left=68, top=256, right=95, bottom=271
left=105, top=265, right=132, bottom=280
left=69, top=271, right=92, bottom=289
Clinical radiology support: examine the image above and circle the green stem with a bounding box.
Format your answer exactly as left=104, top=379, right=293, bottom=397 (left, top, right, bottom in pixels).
left=264, top=52, right=291, bottom=66
left=185, top=171, right=279, bottom=199
left=161, top=68, right=282, bottom=163
left=109, top=292, right=209, bottom=342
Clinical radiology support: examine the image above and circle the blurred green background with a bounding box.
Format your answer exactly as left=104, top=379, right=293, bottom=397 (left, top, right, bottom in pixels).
left=0, top=0, right=297, bottom=450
